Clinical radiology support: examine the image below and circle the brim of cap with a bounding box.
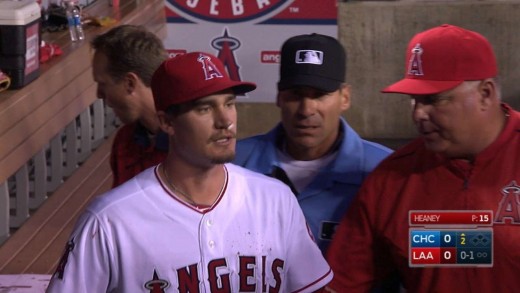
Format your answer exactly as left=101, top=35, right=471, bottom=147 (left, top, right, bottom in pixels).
left=170, top=80, right=257, bottom=106
left=231, top=81, right=257, bottom=96
left=278, top=75, right=341, bottom=92
left=209, top=80, right=257, bottom=97
left=381, top=78, right=463, bottom=95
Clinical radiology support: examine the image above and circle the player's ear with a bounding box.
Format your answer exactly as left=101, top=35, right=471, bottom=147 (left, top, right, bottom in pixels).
left=123, top=72, right=139, bottom=94
left=157, top=111, right=175, bottom=135
left=339, top=83, right=351, bottom=111
left=477, top=78, right=497, bottom=110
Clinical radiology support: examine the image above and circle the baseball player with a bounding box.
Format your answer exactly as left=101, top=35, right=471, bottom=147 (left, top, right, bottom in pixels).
left=47, top=52, right=332, bottom=292
left=326, top=24, right=520, bottom=292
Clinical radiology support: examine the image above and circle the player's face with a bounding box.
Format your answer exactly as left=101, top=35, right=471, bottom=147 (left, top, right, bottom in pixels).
left=167, top=90, right=237, bottom=167
left=411, top=80, right=491, bottom=159
left=277, top=85, right=350, bottom=160
left=92, top=51, right=139, bottom=124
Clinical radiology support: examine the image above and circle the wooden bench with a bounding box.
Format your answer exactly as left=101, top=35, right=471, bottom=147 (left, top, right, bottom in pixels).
left=0, top=0, right=165, bottom=274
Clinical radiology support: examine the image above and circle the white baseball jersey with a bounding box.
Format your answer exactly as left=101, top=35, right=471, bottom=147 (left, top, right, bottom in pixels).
left=46, top=163, right=332, bottom=292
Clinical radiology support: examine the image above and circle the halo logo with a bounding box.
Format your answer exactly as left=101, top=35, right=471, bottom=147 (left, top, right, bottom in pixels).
left=166, top=0, right=294, bottom=23
left=144, top=270, right=170, bottom=292
left=212, top=29, right=242, bottom=80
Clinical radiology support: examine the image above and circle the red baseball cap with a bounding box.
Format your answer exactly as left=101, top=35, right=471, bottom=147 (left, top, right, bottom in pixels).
left=382, top=24, right=497, bottom=95
left=152, top=52, right=256, bottom=111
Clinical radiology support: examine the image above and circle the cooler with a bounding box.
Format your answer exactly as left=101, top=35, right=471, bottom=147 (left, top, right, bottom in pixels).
left=0, top=0, right=41, bottom=89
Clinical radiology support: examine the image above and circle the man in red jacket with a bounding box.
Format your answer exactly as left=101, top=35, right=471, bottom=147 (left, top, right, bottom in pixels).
left=327, top=24, right=520, bottom=292
left=91, top=25, right=168, bottom=187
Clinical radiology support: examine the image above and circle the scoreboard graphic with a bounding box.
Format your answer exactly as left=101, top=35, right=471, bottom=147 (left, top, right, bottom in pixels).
left=409, top=210, right=493, bottom=267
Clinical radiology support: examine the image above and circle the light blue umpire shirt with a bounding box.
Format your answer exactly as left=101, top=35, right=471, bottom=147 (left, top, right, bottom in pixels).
left=233, top=117, right=393, bottom=255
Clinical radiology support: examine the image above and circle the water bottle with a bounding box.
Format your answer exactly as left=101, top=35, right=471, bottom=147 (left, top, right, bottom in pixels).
left=64, top=0, right=84, bottom=41
left=73, top=5, right=85, bottom=41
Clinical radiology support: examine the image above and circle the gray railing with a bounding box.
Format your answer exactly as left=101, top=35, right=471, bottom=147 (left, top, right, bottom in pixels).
left=0, top=99, right=119, bottom=244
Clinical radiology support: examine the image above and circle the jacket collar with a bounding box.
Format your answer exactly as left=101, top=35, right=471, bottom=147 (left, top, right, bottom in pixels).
left=133, top=122, right=169, bottom=151
left=261, top=118, right=366, bottom=187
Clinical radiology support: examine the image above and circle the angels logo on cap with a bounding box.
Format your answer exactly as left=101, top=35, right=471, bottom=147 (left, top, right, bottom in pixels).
left=382, top=24, right=497, bottom=95
left=152, top=52, right=256, bottom=112
left=198, top=54, right=224, bottom=80
left=408, top=44, right=424, bottom=76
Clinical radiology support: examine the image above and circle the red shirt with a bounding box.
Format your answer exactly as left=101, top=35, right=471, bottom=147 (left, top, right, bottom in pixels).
left=110, top=122, right=168, bottom=187
left=327, top=104, right=520, bottom=292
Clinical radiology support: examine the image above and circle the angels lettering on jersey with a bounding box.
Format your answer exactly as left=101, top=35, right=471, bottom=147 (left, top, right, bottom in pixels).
left=143, top=256, right=285, bottom=293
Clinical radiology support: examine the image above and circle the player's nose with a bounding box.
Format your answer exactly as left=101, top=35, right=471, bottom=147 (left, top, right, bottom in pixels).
left=214, top=107, right=235, bottom=130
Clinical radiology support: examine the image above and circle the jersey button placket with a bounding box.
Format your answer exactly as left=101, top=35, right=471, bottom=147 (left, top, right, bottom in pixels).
left=204, top=216, right=216, bottom=249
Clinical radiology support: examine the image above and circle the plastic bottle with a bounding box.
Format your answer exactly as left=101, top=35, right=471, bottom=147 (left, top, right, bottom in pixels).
left=64, top=0, right=84, bottom=41
left=73, top=5, right=85, bottom=41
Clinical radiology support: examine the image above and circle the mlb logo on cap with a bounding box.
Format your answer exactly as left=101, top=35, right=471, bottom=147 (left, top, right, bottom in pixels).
left=295, top=50, right=324, bottom=65
left=278, top=33, right=346, bottom=92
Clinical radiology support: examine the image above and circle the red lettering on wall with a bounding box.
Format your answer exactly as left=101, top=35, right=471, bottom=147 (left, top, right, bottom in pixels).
left=260, top=51, right=281, bottom=64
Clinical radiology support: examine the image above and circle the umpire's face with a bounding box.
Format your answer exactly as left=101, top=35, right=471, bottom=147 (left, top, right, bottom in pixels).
left=276, top=84, right=350, bottom=160
left=159, top=89, right=238, bottom=168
